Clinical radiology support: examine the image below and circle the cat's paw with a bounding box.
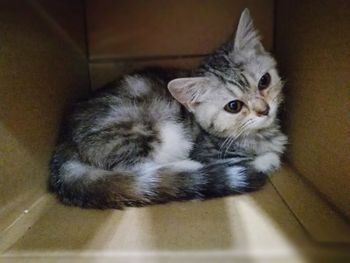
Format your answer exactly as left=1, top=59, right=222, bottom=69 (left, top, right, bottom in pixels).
left=253, top=152, right=281, bottom=173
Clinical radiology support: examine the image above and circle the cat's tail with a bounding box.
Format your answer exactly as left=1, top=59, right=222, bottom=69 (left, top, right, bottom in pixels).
left=50, top=157, right=266, bottom=209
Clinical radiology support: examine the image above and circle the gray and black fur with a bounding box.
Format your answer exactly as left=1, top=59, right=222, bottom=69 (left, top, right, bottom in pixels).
left=50, top=9, right=287, bottom=209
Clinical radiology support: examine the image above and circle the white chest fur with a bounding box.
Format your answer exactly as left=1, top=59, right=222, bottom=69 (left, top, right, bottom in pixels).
left=152, top=121, right=193, bottom=164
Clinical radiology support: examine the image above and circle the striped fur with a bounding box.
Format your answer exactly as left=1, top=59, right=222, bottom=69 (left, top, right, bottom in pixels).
left=49, top=9, right=287, bottom=209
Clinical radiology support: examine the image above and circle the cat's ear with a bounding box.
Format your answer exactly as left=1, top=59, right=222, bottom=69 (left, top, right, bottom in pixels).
left=168, top=77, right=210, bottom=111
left=234, top=8, right=264, bottom=52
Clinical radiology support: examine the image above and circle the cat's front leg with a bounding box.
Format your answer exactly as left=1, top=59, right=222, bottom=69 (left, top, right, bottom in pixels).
left=252, top=130, right=287, bottom=174
left=252, top=152, right=281, bottom=174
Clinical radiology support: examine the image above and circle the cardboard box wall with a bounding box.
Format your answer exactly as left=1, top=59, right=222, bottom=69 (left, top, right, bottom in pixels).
left=0, top=0, right=349, bottom=261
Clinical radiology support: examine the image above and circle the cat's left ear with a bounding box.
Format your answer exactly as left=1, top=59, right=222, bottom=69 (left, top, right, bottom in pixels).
left=168, top=77, right=210, bottom=112
left=233, top=8, right=265, bottom=53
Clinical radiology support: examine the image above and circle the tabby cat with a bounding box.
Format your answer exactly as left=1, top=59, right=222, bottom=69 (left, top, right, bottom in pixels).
left=50, top=9, right=287, bottom=208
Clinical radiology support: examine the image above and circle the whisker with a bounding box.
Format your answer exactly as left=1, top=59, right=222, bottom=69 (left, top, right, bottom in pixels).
left=220, top=119, right=253, bottom=159
left=223, top=137, right=235, bottom=159
left=219, top=136, right=232, bottom=159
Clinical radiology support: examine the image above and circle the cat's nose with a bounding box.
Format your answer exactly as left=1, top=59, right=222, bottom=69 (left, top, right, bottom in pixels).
left=256, top=104, right=270, bottom=117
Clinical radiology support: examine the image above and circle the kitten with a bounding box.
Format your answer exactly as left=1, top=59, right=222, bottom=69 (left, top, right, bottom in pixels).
left=50, top=9, right=287, bottom=209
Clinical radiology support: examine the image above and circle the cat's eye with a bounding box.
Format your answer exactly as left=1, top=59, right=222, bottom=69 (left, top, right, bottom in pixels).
left=224, top=100, right=244, bottom=114
left=258, top=73, right=271, bottom=90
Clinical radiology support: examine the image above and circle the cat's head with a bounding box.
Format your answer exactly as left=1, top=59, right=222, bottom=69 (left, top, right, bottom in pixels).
left=168, top=9, right=284, bottom=138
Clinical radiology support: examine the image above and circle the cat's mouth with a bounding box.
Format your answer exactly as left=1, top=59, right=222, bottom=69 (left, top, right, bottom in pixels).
left=252, top=116, right=274, bottom=130
left=238, top=115, right=274, bottom=134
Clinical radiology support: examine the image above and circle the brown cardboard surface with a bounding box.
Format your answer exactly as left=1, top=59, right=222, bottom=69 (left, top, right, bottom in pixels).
left=271, top=167, right=350, bottom=243
left=35, top=0, right=87, bottom=53
left=275, top=0, right=350, bottom=218
left=89, top=58, right=203, bottom=90
left=0, top=181, right=313, bottom=261
left=0, top=0, right=89, bottom=232
left=1, top=174, right=350, bottom=262
left=86, top=0, right=274, bottom=59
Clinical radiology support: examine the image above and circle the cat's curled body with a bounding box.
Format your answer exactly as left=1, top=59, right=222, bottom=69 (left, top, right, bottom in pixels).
left=50, top=9, right=287, bottom=208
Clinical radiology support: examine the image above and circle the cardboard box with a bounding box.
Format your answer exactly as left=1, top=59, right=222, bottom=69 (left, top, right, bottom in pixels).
left=1, top=0, right=349, bottom=262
